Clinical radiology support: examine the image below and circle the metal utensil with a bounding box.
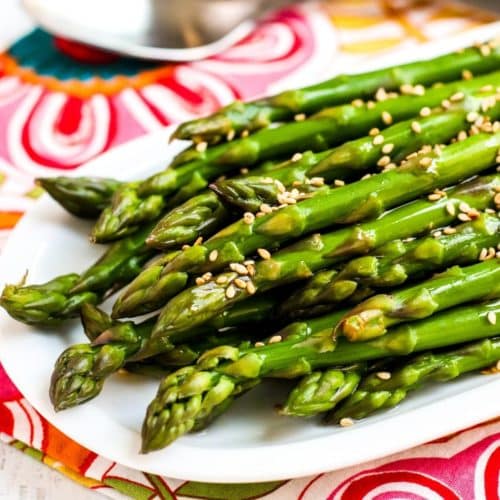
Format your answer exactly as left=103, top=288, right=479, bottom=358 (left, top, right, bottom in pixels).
left=22, top=0, right=297, bottom=61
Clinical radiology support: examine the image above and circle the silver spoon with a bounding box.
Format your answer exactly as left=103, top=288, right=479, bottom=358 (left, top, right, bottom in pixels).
left=22, top=0, right=299, bottom=61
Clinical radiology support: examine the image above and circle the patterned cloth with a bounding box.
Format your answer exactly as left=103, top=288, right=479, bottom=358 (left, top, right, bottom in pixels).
left=0, top=1, right=499, bottom=498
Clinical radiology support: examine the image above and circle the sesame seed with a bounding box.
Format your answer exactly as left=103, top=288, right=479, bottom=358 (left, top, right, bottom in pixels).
left=209, top=250, right=219, bottom=262
left=419, top=157, right=432, bottom=167
left=275, top=180, right=286, bottom=193
left=459, top=202, right=471, bottom=213
left=441, top=99, right=451, bottom=110
left=373, top=134, right=384, bottom=145
left=428, top=193, right=442, bottom=201
left=262, top=177, right=274, bottom=184
left=433, top=231, right=442, bottom=238
left=494, top=193, right=500, bottom=205
left=226, top=284, right=236, bottom=299
left=457, top=130, right=468, bottom=142
left=367, top=101, right=375, bottom=109
left=413, top=84, right=425, bottom=96
left=446, top=201, right=457, bottom=217
left=202, top=272, right=212, bottom=281
left=268, top=335, right=282, bottom=344
left=381, top=143, right=394, bottom=154
left=443, top=226, right=456, bottom=235
left=194, top=236, right=203, bottom=245
left=383, top=163, right=397, bottom=171
left=352, top=98, right=364, bottom=107
left=481, top=84, right=494, bottom=92
left=230, top=262, right=249, bottom=275
left=377, top=371, right=391, bottom=380
left=376, top=87, right=388, bottom=101
left=487, top=311, right=497, bottom=325
left=226, top=129, right=236, bottom=141
left=340, top=417, right=355, bottom=427
left=479, top=248, right=489, bottom=261
left=260, top=203, right=272, bottom=214
left=234, top=278, right=247, bottom=289
left=382, top=111, right=393, bottom=125
left=458, top=213, right=471, bottom=222
left=361, top=173, right=372, bottom=180
left=462, top=69, right=473, bottom=80
left=294, top=113, right=306, bottom=121
left=195, top=141, right=208, bottom=153
left=254, top=341, right=265, bottom=347
left=182, top=244, right=190, bottom=251
left=334, top=179, right=345, bottom=186
left=246, top=281, right=256, bottom=294
left=241, top=129, right=249, bottom=138
left=467, top=111, right=479, bottom=123
left=411, top=121, right=422, bottom=134
left=240, top=167, right=249, bottom=175
left=243, top=212, right=255, bottom=224
left=292, top=153, right=303, bottom=162
left=420, top=106, right=431, bottom=117
left=377, top=155, right=391, bottom=167
left=257, top=248, right=271, bottom=260
left=450, top=91, right=465, bottom=102
left=195, top=277, right=205, bottom=286
left=246, top=263, right=256, bottom=276
left=369, top=127, right=380, bottom=136
left=244, top=259, right=255, bottom=265
left=400, top=83, right=414, bottom=94
left=480, top=44, right=491, bottom=56
left=310, top=177, right=325, bottom=186
left=216, top=275, right=228, bottom=284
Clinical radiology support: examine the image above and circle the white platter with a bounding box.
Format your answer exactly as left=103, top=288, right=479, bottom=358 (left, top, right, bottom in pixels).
left=2, top=24, right=500, bottom=483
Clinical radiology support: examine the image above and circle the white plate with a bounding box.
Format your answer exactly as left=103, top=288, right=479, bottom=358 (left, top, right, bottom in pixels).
left=2, top=24, right=500, bottom=483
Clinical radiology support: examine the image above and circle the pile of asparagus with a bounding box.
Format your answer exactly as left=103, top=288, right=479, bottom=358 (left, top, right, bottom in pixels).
left=2, top=41, right=500, bottom=454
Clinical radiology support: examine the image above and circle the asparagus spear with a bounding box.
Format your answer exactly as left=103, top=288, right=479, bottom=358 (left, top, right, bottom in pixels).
left=140, top=174, right=500, bottom=357
left=0, top=225, right=156, bottom=326
left=50, top=295, right=279, bottom=410
left=280, top=214, right=500, bottom=318
left=146, top=191, right=231, bottom=250
left=36, top=176, right=122, bottom=219
left=210, top=107, right=476, bottom=212
left=330, top=336, right=500, bottom=422
left=338, top=260, right=500, bottom=342
left=172, top=43, right=500, bottom=144
left=93, top=72, right=500, bottom=242
left=141, top=299, right=500, bottom=452
left=280, top=367, right=364, bottom=417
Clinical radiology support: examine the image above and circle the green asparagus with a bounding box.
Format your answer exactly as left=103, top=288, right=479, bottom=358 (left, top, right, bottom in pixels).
left=0, top=224, right=156, bottom=325
left=93, top=72, right=500, bottom=242
left=139, top=174, right=500, bottom=358
left=280, top=366, right=364, bottom=417
left=338, top=260, right=500, bottom=342
left=172, top=42, right=500, bottom=143
left=50, top=294, right=280, bottom=410
left=210, top=107, right=477, bottom=212
left=330, top=336, right=500, bottom=422
left=146, top=191, right=231, bottom=250
left=141, top=299, right=500, bottom=452
left=280, top=213, right=500, bottom=318
left=37, top=176, right=122, bottom=218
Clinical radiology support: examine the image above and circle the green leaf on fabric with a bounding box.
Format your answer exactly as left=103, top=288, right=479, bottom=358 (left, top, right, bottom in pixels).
left=176, top=480, right=286, bottom=499
left=103, top=477, right=156, bottom=500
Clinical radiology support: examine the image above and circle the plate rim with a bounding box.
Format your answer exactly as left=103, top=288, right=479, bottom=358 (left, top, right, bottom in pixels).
left=2, top=24, right=500, bottom=482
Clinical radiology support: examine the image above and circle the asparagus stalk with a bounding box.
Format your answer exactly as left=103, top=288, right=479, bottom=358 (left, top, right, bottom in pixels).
left=139, top=172, right=500, bottom=354
left=330, top=336, right=500, bottom=422
left=146, top=191, right=231, bottom=250
left=141, top=299, right=500, bottom=452
left=36, top=176, right=122, bottom=219
left=280, top=213, right=500, bottom=318
left=50, top=295, right=279, bottom=410
left=0, top=225, right=156, bottom=326
left=172, top=42, right=500, bottom=143
left=338, top=260, right=500, bottom=342
left=280, top=367, right=364, bottom=417
left=210, top=107, right=477, bottom=212
left=92, top=72, right=500, bottom=242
